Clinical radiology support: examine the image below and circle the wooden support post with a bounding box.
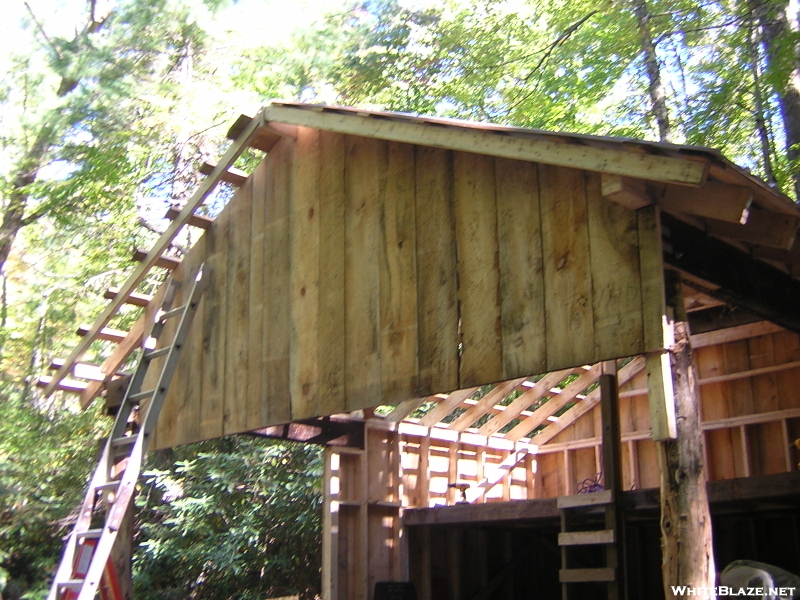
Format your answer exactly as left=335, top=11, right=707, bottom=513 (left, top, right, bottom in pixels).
left=600, top=361, right=623, bottom=600
left=657, top=320, right=715, bottom=598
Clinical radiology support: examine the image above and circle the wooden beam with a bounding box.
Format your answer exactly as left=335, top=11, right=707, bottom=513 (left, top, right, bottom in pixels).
left=132, top=249, right=180, bottom=270
left=705, top=209, right=799, bottom=249
left=531, top=357, right=646, bottom=446
left=506, top=364, right=602, bottom=441
left=37, top=376, right=88, bottom=394
left=198, top=161, right=248, bottom=186
left=662, top=213, right=800, bottom=333
left=76, top=325, right=128, bottom=343
left=104, top=288, right=152, bottom=308
left=250, top=416, right=365, bottom=448
left=689, top=320, right=783, bottom=348
left=226, top=113, right=297, bottom=152
left=656, top=181, right=752, bottom=224
left=600, top=174, right=651, bottom=210
left=44, top=109, right=265, bottom=397
left=164, top=207, right=214, bottom=230
left=465, top=448, right=529, bottom=503
left=478, top=368, right=576, bottom=437
left=264, top=103, right=709, bottom=186
left=417, top=387, right=479, bottom=428
left=687, top=305, right=761, bottom=334
left=449, top=378, right=527, bottom=432
left=49, top=359, right=105, bottom=381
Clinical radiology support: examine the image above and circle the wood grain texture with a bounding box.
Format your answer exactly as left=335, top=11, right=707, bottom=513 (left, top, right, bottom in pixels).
left=290, top=127, right=321, bottom=419
left=453, top=151, right=503, bottom=386
left=495, top=158, right=546, bottom=378
left=318, top=131, right=347, bottom=415
left=379, top=142, right=419, bottom=402
left=415, top=147, right=459, bottom=395
left=345, top=135, right=383, bottom=409
left=263, top=137, right=292, bottom=424
left=246, top=159, right=267, bottom=430
left=223, top=171, right=252, bottom=434
left=586, top=172, right=644, bottom=359
left=539, top=165, right=594, bottom=370
left=199, top=188, right=229, bottom=441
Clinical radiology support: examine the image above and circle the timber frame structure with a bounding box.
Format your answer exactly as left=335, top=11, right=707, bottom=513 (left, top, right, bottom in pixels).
left=43, top=103, right=800, bottom=599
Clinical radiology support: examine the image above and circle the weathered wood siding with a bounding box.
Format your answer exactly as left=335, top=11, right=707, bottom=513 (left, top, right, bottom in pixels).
left=153, top=128, right=661, bottom=448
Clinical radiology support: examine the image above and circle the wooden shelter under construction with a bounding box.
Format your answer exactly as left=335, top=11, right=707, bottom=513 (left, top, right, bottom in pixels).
left=44, top=102, right=800, bottom=600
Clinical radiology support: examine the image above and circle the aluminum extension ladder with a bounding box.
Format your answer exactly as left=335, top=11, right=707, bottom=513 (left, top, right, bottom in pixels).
left=48, top=264, right=208, bottom=600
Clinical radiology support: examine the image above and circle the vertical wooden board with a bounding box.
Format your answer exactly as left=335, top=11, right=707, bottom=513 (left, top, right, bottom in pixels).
left=171, top=235, right=207, bottom=447
left=367, top=510, right=394, bottom=592
left=637, top=439, right=659, bottom=489
left=721, top=341, right=755, bottom=418
left=621, top=440, right=632, bottom=491
left=222, top=174, right=253, bottom=435
left=344, top=135, right=383, bottom=410
left=380, top=142, right=419, bottom=402
left=246, top=159, right=268, bottom=431
left=750, top=422, right=785, bottom=475
left=453, top=151, right=503, bottom=386
left=263, top=138, right=293, bottom=424
left=619, top=395, right=635, bottom=434
left=415, top=147, right=459, bottom=395
left=539, top=164, right=595, bottom=370
left=318, top=131, right=347, bottom=416
left=586, top=173, right=644, bottom=360
left=696, top=345, right=735, bottom=480
left=495, top=158, right=546, bottom=378
left=200, top=197, right=229, bottom=440
left=772, top=331, right=800, bottom=410
left=367, top=429, right=391, bottom=502
left=637, top=205, right=667, bottom=353
left=747, top=334, right=780, bottom=413
left=574, top=447, right=597, bottom=490
left=290, top=127, right=322, bottom=419
left=539, top=453, right=559, bottom=498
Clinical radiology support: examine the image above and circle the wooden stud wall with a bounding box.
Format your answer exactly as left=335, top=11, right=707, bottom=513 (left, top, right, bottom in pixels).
left=153, top=128, right=662, bottom=449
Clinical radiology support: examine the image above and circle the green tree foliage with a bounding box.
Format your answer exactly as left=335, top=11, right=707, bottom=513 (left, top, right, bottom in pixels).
left=134, top=437, right=323, bottom=600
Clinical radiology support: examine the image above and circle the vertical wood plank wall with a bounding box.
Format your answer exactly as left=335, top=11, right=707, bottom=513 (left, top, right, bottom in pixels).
left=153, top=128, right=660, bottom=448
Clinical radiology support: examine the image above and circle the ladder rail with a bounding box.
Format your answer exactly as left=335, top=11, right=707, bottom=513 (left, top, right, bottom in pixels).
left=48, top=264, right=207, bottom=600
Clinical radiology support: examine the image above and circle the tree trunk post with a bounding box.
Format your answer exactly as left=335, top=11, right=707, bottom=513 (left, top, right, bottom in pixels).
left=657, top=317, right=716, bottom=599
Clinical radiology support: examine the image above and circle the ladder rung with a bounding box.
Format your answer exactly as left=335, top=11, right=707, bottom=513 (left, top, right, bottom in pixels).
left=76, top=529, right=103, bottom=540
left=560, top=567, right=616, bottom=583
left=57, top=580, right=85, bottom=590
left=95, top=481, right=120, bottom=492
left=559, top=529, right=615, bottom=546
left=557, top=490, right=613, bottom=509
left=144, top=347, right=170, bottom=360
left=111, top=436, right=136, bottom=447
left=159, top=305, right=186, bottom=322
left=129, top=389, right=156, bottom=402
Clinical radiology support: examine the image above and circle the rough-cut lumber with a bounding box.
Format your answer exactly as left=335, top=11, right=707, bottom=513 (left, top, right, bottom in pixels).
left=251, top=416, right=365, bottom=448
left=600, top=174, right=651, bottom=210
left=226, top=113, right=296, bottom=152
left=164, top=207, right=214, bottom=230
left=76, top=325, right=128, bottom=343
left=453, top=151, right=503, bottom=385
left=132, top=249, right=180, bottom=270
left=705, top=209, right=799, bottom=249
left=559, top=568, right=616, bottom=582
left=103, top=288, right=152, bottom=308
left=689, top=321, right=783, bottom=347
left=43, top=109, right=266, bottom=397
left=656, top=181, right=752, bottom=223
left=263, top=103, right=709, bottom=185
left=37, top=376, right=88, bottom=393
left=198, top=161, right=247, bottom=186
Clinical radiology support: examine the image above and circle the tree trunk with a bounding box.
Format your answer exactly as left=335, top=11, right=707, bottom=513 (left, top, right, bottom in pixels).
left=747, top=21, right=778, bottom=186
left=632, top=0, right=672, bottom=142
left=658, top=321, right=715, bottom=598
left=751, top=0, right=800, bottom=199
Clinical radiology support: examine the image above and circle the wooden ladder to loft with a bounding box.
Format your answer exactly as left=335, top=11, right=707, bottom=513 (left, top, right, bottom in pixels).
left=558, top=363, right=625, bottom=600
left=558, top=489, right=621, bottom=599
left=47, top=265, right=208, bottom=600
